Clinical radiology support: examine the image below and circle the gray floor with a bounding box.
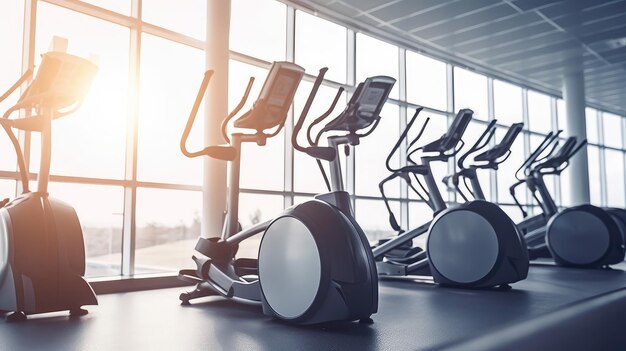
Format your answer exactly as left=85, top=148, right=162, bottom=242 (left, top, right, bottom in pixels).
left=2, top=262, right=626, bottom=351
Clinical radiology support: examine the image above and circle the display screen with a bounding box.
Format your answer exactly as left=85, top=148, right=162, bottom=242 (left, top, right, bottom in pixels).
left=267, top=75, right=296, bottom=108
left=359, top=87, right=385, bottom=111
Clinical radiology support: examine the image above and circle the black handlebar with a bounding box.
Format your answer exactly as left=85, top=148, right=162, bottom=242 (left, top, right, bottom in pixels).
left=385, top=108, right=426, bottom=172
left=291, top=67, right=337, bottom=162
left=180, top=70, right=237, bottom=161
left=457, top=119, right=497, bottom=170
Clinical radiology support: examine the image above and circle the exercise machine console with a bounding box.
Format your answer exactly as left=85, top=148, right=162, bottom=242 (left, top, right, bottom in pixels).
left=178, top=63, right=393, bottom=324
left=373, top=110, right=528, bottom=288
left=0, top=48, right=99, bottom=322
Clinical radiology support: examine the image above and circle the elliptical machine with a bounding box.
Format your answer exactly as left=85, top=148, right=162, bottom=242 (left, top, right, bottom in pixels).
left=178, top=63, right=391, bottom=324
left=372, top=109, right=528, bottom=288
left=0, top=49, right=99, bottom=322
left=508, top=133, right=625, bottom=268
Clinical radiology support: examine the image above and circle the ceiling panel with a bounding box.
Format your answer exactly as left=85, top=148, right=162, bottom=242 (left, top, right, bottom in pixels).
left=295, top=0, right=626, bottom=115
left=412, top=4, right=518, bottom=39
left=368, top=0, right=445, bottom=23
left=391, top=0, right=497, bottom=32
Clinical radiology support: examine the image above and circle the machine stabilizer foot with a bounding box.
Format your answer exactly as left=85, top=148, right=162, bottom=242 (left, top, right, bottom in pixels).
left=359, top=317, right=374, bottom=324
left=6, top=311, right=27, bottom=323
left=495, top=283, right=512, bottom=291
left=70, top=308, right=89, bottom=317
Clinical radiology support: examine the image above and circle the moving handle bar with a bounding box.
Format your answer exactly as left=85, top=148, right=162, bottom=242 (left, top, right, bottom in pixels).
left=456, top=119, right=497, bottom=170
left=180, top=70, right=238, bottom=161
left=379, top=108, right=429, bottom=232
left=292, top=67, right=338, bottom=162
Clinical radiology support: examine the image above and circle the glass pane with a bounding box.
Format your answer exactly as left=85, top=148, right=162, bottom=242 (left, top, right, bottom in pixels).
left=501, top=205, right=524, bottom=223
left=603, top=112, right=623, bottom=149
left=355, top=104, right=400, bottom=196
left=454, top=67, right=488, bottom=120
left=408, top=112, right=449, bottom=200
left=0, top=179, right=16, bottom=203
left=31, top=3, right=129, bottom=179
left=355, top=199, right=400, bottom=242
left=585, top=107, right=599, bottom=144
left=527, top=90, right=552, bottom=133
left=456, top=121, right=492, bottom=201
left=230, top=0, right=286, bottom=62
left=556, top=99, right=565, bottom=132
left=240, top=133, right=285, bottom=191
left=142, top=0, right=206, bottom=40
left=0, top=0, right=23, bottom=172
left=408, top=201, right=432, bottom=248
left=529, top=135, right=556, bottom=204
left=405, top=51, right=447, bottom=111
left=587, top=145, right=602, bottom=206
left=295, top=11, right=346, bottom=83
left=293, top=82, right=346, bottom=193
left=605, top=150, right=625, bottom=207
left=293, top=196, right=314, bottom=205
left=80, top=0, right=130, bottom=15
left=493, top=80, right=523, bottom=125
left=138, top=34, right=204, bottom=185
left=229, top=60, right=267, bottom=111
left=496, top=127, right=526, bottom=204
left=237, top=193, right=284, bottom=259
left=228, top=61, right=284, bottom=191
left=135, top=188, right=202, bottom=274
left=356, top=33, right=399, bottom=99
left=48, top=183, right=124, bottom=278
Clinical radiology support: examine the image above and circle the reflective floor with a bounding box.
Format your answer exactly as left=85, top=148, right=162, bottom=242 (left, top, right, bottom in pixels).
left=2, top=262, right=626, bottom=351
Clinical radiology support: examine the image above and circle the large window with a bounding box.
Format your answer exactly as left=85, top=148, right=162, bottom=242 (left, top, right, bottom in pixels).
left=405, top=51, right=447, bottom=111
left=355, top=104, right=400, bottom=197
left=0, top=0, right=24, bottom=173
left=527, top=90, right=553, bottom=133
left=587, top=146, right=602, bottom=206
left=494, top=80, right=523, bottom=125
left=295, top=11, right=347, bottom=83
left=454, top=67, right=488, bottom=120
left=138, top=34, right=204, bottom=185
left=586, top=108, right=599, bottom=144
left=602, top=113, right=623, bottom=149
left=230, top=0, right=286, bottom=62
left=143, top=1, right=206, bottom=40
left=356, top=33, right=399, bottom=99
left=49, top=183, right=124, bottom=278
left=31, top=3, right=130, bottom=179
left=605, top=150, right=625, bottom=207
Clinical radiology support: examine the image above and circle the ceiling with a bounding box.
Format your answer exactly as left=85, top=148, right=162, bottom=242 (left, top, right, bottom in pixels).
left=293, top=0, right=626, bottom=116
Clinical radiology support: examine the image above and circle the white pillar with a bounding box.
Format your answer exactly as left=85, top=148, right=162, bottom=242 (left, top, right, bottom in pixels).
left=562, top=49, right=590, bottom=205
left=203, top=0, right=230, bottom=237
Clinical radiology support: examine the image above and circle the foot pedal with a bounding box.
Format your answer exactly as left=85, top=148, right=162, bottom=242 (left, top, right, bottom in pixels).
left=178, top=269, right=203, bottom=284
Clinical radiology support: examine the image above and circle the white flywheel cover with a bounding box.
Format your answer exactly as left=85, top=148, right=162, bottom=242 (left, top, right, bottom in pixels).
left=258, top=216, right=322, bottom=319
left=548, top=210, right=610, bottom=265
left=428, top=210, right=499, bottom=284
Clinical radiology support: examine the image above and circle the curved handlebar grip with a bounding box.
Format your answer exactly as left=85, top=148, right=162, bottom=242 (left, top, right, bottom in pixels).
left=457, top=119, right=497, bottom=169
left=386, top=108, right=424, bottom=172
left=292, top=67, right=328, bottom=155
left=222, top=77, right=255, bottom=144
left=181, top=70, right=215, bottom=158
left=308, top=87, right=344, bottom=146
